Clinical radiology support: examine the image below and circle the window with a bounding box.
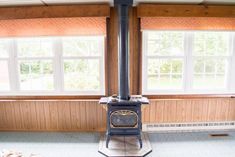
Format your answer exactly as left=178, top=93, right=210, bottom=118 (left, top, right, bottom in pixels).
left=0, top=39, right=10, bottom=91
left=192, top=32, right=230, bottom=90
left=0, top=36, right=105, bottom=95
left=17, top=38, right=54, bottom=91
left=142, top=31, right=235, bottom=94
left=62, top=37, right=104, bottom=92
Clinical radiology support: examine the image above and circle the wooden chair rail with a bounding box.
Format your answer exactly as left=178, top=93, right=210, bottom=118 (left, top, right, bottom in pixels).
left=0, top=94, right=234, bottom=101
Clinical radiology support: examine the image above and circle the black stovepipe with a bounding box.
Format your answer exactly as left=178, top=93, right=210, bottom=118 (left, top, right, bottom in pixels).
left=115, top=0, right=133, bottom=100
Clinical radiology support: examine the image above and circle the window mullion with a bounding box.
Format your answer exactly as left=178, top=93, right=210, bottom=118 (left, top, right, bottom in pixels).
left=228, top=33, right=235, bottom=92
left=8, top=39, right=19, bottom=92
left=99, top=37, right=105, bottom=94
left=142, top=32, right=148, bottom=94
left=184, top=32, right=193, bottom=93
left=53, top=38, right=64, bottom=93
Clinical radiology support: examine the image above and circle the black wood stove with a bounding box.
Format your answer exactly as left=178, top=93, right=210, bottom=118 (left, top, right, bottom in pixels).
left=99, top=0, right=149, bottom=149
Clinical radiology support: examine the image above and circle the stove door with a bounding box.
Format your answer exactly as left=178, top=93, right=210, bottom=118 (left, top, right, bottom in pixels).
left=110, top=110, right=138, bottom=128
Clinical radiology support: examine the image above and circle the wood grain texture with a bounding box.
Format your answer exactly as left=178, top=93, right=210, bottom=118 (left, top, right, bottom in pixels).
left=0, top=101, right=106, bottom=131
left=0, top=98, right=234, bottom=131
left=0, top=4, right=110, bottom=20
left=107, top=7, right=118, bottom=95
left=137, top=4, right=235, bottom=17
left=129, top=7, right=141, bottom=95
left=142, top=98, right=235, bottom=123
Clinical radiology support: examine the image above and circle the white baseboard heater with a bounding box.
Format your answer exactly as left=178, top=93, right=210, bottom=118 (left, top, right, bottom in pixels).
left=143, top=121, right=235, bottom=133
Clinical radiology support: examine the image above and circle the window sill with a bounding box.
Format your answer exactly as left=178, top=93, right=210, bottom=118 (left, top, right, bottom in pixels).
left=0, top=94, right=234, bottom=101
left=0, top=95, right=104, bottom=101
left=144, top=94, right=235, bottom=100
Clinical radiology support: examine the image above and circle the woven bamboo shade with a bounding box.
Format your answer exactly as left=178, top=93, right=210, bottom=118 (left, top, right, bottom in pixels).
left=141, top=17, right=235, bottom=31
left=0, top=17, right=106, bottom=37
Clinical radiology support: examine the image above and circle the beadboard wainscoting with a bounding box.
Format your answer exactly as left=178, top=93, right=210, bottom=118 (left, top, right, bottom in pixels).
left=0, top=98, right=234, bottom=131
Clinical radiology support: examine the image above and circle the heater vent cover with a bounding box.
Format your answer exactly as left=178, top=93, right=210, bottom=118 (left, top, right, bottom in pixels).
left=143, top=121, right=235, bottom=132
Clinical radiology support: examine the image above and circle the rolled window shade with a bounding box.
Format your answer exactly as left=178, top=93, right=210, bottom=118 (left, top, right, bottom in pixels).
left=0, top=17, right=106, bottom=37
left=141, top=17, right=235, bottom=31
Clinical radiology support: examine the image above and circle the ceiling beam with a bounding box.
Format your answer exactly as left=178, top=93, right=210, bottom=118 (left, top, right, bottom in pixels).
left=0, top=4, right=110, bottom=20
left=137, top=4, right=235, bottom=17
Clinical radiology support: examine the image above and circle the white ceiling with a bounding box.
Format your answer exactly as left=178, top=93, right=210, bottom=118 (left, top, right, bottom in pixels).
left=0, top=0, right=234, bottom=6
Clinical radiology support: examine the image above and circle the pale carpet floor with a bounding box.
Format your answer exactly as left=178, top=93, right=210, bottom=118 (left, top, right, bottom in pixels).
left=0, top=131, right=234, bottom=157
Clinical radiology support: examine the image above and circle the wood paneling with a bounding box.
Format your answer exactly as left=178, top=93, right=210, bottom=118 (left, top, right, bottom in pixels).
left=0, top=98, right=234, bottom=131
left=0, top=101, right=106, bottom=131
left=137, top=4, right=235, bottom=18
left=142, top=98, right=235, bottom=123
left=0, top=4, right=110, bottom=20
left=129, top=7, right=141, bottom=95
left=107, top=7, right=118, bottom=95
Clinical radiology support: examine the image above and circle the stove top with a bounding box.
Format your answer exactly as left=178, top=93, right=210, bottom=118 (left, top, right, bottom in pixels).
left=99, top=95, right=149, bottom=105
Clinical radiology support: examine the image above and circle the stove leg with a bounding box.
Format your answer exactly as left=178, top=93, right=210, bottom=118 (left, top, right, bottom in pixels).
left=138, top=135, right=142, bottom=149
left=106, top=135, right=110, bottom=148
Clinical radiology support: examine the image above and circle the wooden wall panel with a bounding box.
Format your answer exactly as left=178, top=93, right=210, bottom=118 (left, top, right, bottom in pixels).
left=0, top=98, right=234, bottom=131
left=129, top=7, right=140, bottom=95
left=142, top=98, right=235, bottom=124
left=0, top=101, right=106, bottom=131
left=107, top=7, right=118, bottom=95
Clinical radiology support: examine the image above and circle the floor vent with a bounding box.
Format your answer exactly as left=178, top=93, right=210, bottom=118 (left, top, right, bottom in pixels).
left=210, top=134, right=229, bottom=137
left=143, top=121, right=235, bottom=133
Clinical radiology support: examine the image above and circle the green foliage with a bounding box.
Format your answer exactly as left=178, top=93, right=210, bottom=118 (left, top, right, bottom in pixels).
left=18, top=38, right=53, bottom=57
left=63, top=38, right=100, bottom=56
left=148, top=32, right=184, bottom=56
left=194, top=32, right=229, bottom=56
left=64, top=59, right=100, bottom=90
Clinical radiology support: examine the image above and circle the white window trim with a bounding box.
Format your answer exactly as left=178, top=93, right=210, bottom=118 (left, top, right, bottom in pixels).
left=0, top=36, right=105, bottom=95
left=142, top=30, right=235, bottom=94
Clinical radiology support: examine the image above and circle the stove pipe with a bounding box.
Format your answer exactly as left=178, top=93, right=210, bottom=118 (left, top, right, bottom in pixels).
left=115, top=0, right=133, bottom=100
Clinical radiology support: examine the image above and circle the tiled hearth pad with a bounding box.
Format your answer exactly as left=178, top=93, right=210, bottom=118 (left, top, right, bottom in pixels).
left=98, top=133, right=152, bottom=157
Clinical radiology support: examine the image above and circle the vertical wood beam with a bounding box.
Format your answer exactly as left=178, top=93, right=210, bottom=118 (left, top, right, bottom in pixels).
left=107, top=7, right=118, bottom=95
left=129, top=7, right=141, bottom=95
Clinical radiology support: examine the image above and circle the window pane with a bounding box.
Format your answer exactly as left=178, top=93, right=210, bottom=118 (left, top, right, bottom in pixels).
left=17, top=38, right=53, bottom=57
left=193, top=32, right=229, bottom=56
left=63, top=37, right=103, bottom=56
left=147, top=31, right=184, bottom=56
left=0, top=61, right=10, bottom=90
left=64, top=59, right=100, bottom=91
left=0, top=40, right=9, bottom=58
left=193, top=59, right=227, bottom=89
left=147, top=59, right=183, bottom=90
left=19, top=60, right=54, bottom=90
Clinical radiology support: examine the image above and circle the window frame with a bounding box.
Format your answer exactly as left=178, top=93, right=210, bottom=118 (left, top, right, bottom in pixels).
left=0, top=36, right=105, bottom=95
left=142, top=30, right=235, bottom=94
